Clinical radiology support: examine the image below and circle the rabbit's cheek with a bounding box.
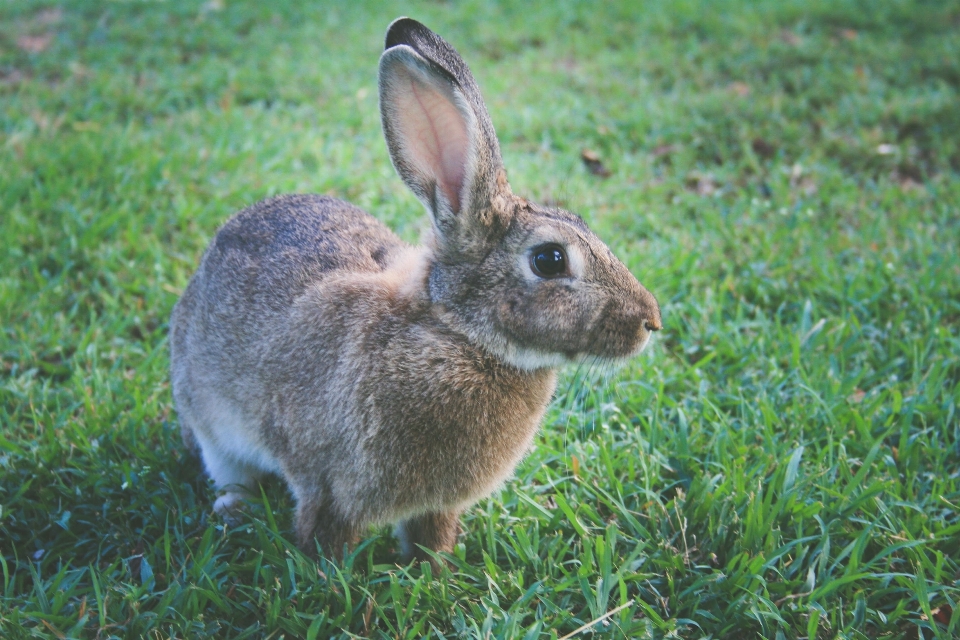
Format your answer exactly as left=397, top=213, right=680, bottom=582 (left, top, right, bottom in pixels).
left=496, top=288, right=584, bottom=344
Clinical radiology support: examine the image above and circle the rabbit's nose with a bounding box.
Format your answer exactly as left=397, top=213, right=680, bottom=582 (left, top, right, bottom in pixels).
left=644, top=317, right=662, bottom=332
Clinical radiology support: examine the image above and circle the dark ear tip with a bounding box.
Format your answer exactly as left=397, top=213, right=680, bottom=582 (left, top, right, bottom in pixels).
left=385, top=17, right=431, bottom=50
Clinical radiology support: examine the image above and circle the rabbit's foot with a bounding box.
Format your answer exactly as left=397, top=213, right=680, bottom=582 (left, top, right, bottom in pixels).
left=295, top=498, right=360, bottom=560
left=213, top=491, right=248, bottom=526
left=396, top=509, right=462, bottom=569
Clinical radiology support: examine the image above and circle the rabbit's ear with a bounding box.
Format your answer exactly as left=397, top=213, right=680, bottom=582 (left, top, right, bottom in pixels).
left=379, top=18, right=507, bottom=247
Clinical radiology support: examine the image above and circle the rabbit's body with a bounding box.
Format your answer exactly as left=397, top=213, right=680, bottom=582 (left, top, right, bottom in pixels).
left=171, top=18, right=660, bottom=562
left=172, top=194, right=555, bottom=550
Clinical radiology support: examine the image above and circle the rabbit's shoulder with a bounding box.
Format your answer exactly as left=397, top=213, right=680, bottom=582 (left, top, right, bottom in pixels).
left=210, top=194, right=403, bottom=273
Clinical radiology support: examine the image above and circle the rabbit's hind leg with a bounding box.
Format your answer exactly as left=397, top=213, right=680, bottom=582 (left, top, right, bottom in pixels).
left=293, top=490, right=361, bottom=560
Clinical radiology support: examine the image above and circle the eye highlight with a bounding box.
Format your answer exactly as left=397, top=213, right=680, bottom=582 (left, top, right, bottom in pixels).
left=529, top=243, right=569, bottom=278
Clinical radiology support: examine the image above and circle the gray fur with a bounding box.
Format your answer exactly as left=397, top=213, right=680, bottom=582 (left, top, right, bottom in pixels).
left=169, top=18, right=661, bottom=564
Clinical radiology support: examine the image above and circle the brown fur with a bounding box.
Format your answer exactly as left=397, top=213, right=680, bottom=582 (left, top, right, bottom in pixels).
left=169, top=18, right=660, bottom=564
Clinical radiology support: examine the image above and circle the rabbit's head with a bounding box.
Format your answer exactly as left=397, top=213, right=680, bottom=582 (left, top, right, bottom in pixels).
left=380, top=18, right=660, bottom=371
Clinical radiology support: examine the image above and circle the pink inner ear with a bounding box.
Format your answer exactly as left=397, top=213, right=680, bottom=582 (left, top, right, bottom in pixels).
left=394, top=67, right=469, bottom=213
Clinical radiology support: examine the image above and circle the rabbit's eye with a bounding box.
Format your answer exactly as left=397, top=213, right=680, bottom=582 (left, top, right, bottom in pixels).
left=530, top=244, right=569, bottom=278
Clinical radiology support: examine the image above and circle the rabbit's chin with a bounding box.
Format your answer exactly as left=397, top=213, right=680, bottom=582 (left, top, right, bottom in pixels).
left=498, top=347, right=572, bottom=371
left=496, top=331, right=655, bottom=372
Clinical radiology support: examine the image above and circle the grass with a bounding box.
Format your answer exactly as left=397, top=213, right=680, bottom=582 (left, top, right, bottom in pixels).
left=1, top=0, right=958, bottom=637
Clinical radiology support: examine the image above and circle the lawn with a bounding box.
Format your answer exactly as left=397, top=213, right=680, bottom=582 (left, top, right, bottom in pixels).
left=1, top=0, right=959, bottom=638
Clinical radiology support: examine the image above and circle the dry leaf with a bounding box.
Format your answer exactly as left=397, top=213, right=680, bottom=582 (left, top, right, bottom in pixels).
left=17, top=34, right=52, bottom=53
left=31, top=110, right=65, bottom=132
left=788, top=163, right=818, bottom=196
left=751, top=137, right=776, bottom=159
left=560, top=57, right=579, bottom=73
left=934, top=604, right=952, bottom=625
left=729, top=81, right=751, bottom=97
left=581, top=149, right=611, bottom=178
left=652, top=143, right=675, bottom=158
left=36, top=8, right=63, bottom=25
left=685, top=172, right=718, bottom=196
left=797, top=176, right=818, bottom=196
left=0, top=69, right=25, bottom=85
left=41, top=620, right=66, bottom=639
left=363, top=597, right=375, bottom=637
left=780, top=30, right=802, bottom=46
left=896, top=176, right=922, bottom=192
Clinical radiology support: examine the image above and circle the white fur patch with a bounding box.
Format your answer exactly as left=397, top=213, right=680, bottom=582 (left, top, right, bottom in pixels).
left=498, top=344, right=572, bottom=370
left=190, top=391, right=283, bottom=494
left=493, top=328, right=654, bottom=372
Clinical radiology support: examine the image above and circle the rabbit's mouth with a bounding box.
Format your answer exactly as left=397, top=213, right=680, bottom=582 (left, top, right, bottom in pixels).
left=581, top=322, right=659, bottom=367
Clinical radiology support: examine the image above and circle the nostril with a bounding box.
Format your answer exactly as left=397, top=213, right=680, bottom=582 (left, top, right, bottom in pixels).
left=644, top=317, right=662, bottom=332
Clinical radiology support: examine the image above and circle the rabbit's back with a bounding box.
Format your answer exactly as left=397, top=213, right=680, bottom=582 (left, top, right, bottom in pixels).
left=200, top=194, right=403, bottom=310
left=169, top=195, right=407, bottom=469
left=173, top=194, right=403, bottom=367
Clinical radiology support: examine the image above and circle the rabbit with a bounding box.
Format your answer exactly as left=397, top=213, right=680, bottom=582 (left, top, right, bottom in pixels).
left=169, top=17, right=661, bottom=564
